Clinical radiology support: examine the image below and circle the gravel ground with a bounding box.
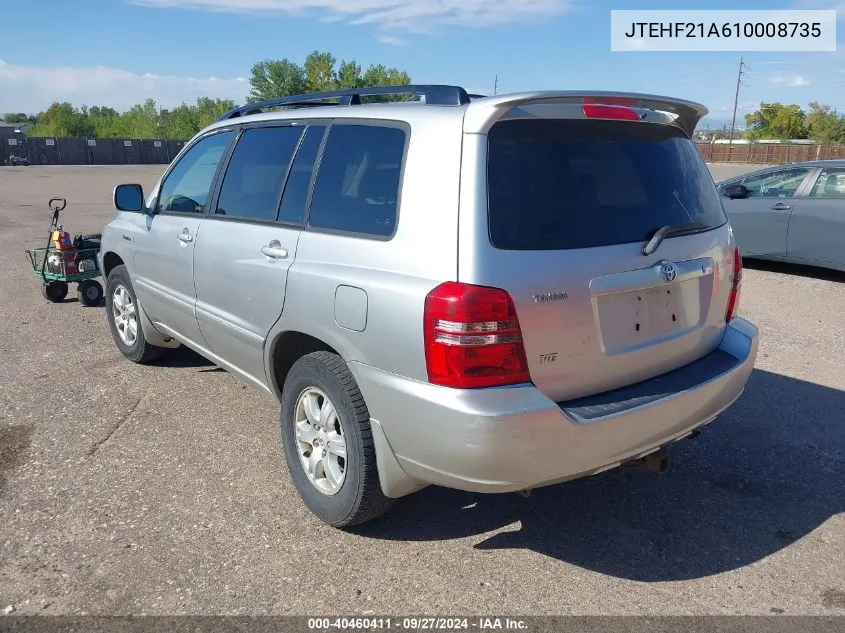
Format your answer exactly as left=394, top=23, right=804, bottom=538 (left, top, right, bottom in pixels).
left=0, top=164, right=843, bottom=617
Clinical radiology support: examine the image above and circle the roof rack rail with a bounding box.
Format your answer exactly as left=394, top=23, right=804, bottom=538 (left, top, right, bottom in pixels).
left=218, top=84, right=474, bottom=120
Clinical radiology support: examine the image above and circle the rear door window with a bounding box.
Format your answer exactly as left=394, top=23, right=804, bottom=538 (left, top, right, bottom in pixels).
left=215, top=125, right=304, bottom=222
left=809, top=167, right=845, bottom=198
left=486, top=119, right=727, bottom=251
left=278, top=125, right=326, bottom=225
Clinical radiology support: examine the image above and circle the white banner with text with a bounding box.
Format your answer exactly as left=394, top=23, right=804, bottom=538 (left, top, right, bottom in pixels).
left=610, top=10, right=837, bottom=51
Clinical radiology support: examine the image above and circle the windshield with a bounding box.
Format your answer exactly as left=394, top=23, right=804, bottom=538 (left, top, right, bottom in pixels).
left=486, top=119, right=727, bottom=251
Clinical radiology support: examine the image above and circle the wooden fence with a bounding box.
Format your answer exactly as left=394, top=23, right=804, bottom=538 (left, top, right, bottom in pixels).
left=696, top=142, right=845, bottom=164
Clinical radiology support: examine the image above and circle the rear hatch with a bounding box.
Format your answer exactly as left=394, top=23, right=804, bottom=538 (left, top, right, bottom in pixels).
left=463, top=106, right=736, bottom=403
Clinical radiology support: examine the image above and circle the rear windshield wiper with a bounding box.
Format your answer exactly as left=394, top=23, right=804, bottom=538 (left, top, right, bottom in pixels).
left=641, top=222, right=711, bottom=256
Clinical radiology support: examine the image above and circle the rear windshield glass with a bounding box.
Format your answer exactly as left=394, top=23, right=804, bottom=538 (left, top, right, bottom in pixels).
left=487, top=119, right=726, bottom=251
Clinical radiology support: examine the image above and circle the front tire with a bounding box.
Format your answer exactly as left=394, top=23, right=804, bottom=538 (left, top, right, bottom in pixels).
left=280, top=351, right=393, bottom=527
left=105, top=265, right=169, bottom=364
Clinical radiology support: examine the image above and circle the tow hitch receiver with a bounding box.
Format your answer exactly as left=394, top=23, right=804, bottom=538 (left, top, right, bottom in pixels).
left=643, top=449, right=671, bottom=473
left=626, top=448, right=672, bottom=474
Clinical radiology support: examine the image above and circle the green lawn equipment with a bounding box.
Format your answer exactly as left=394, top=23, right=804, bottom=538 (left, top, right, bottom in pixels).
left=24, top=197, right=104, bottom=306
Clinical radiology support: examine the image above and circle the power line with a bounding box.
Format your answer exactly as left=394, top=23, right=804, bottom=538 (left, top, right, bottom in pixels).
left=728, top=57, right=745, bottom=151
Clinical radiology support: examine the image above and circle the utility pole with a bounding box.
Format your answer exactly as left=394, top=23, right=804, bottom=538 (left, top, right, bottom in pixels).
left=493, top=75, right=498, bottom=96
left=728, top=57, right=745, bottom=158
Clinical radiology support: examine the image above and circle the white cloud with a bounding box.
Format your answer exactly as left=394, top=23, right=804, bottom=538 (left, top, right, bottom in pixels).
left=715, top=102, right=758, bottom=113
left=769, top=74, right=811, bottom=87
left=0, top=59, right=248, bottom=114
left=376, top=34, right=409, bottom=46
left=128, top=0, right=576, bottom=35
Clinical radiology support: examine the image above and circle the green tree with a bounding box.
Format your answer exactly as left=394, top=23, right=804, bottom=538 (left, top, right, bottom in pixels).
left=160, top=104, right=198, bottom=140
left=336, top=60, right=363, bottom=89
left=247, top=51, right=412, bottom=102
left=744, top=102, right=808, bottom=140
left=28, top=102, right=94, bottom=137
left=195, top=97, right=236, bottom=127
left=806, top=101, right=833, bottom=129
left=18, top=52, right=413, bottom=140
left=802, top=101, right=845, bottom=144
left=2, top=112, right=34, bottom=124
left=247, top=59, right=309, bottom=102
left=809, top=113, right=845, bottom=144
left=359, top=64, right=412, bottom=101
left=304, top=50, right=338, bottom=92
left=120, top=98, right=161, bottom=139
left=88, top=106, right=122, bottom=137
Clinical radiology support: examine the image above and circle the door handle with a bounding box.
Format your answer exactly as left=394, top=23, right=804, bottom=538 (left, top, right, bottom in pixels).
left=260, top=243, right=288, bottom=259
left=177, top=232, right=193, bottom=243
left=770, top=203, right=791, bottom=210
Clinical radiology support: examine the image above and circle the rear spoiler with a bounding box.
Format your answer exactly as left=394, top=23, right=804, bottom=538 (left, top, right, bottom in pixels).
left=462, top=91, right=708, bottom=138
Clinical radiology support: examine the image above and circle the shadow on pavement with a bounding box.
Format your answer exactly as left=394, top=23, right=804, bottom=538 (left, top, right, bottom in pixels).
left=0, top=424, right=33, bottom=498
left=355, top=369, right=844, bottom=582
left=744, top=258, right=845, bottom=283
left=152, top=345, right=216, bottom=369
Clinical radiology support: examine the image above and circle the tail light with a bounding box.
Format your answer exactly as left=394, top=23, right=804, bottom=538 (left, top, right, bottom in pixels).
left=725, top=245, right=742, bottom=323
left=582, top=104, right=641, bottom=121
left=424, top=282, right=530, bottom=389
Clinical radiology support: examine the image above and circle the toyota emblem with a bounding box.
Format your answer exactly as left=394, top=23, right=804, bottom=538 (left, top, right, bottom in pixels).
left=660, top=262, right=678, bottom=283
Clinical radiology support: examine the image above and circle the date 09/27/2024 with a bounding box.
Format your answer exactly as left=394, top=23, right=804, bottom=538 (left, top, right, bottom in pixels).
left=308, top=617, right=528, bottom=631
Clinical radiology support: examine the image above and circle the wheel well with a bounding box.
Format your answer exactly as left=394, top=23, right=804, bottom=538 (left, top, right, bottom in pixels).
left=102, top=252, right=124, bottom=278
left=271, top=331, right=339, bottom=396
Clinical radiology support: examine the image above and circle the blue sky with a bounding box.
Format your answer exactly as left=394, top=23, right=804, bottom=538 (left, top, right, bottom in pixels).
left=0, top=0, right=843, bottom=127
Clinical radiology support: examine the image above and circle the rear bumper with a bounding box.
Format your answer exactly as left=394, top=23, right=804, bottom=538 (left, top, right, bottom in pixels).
left=349, top=317, right=758, bottom=496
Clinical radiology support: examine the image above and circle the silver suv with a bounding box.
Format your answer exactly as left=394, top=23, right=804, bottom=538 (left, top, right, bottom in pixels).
left=99, top=85, right=759, bottom=527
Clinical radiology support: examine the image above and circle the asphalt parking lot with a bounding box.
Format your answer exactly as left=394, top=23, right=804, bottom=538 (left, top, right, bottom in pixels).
left=0, top=164, right=843, bottom=616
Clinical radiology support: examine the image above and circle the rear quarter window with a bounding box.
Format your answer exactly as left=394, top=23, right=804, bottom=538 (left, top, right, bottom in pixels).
left=486, top=119, right=727, bottom=251
left=307, top=123, right=406, bottom=238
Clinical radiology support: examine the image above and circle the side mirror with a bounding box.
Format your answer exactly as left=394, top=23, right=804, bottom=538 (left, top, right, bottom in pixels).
left=113, top=183, right=145, bottom=213
left=723, top=184, right=749, bottom=200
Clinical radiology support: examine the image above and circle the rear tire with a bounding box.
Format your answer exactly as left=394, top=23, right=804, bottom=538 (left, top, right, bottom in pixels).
left=77, top=279, right=104, bottom=307
left=105, top=265, right=169, bottom=364
left=280, top=351, right=394, bottom=528
left=41, top=281, right=68, bottom=303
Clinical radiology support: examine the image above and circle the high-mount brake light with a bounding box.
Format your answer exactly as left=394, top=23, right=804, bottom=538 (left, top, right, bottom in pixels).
left=725, top=245, right=743, bottom=323
left=582, top=104, right=641, bottom=121
left=423, top=282, right=530, bottom=389
left=581, top=96, right=637, bottom=106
